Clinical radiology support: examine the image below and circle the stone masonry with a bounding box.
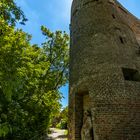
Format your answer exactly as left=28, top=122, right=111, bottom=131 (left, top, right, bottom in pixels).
left=69, top=0, right=140, bottom=140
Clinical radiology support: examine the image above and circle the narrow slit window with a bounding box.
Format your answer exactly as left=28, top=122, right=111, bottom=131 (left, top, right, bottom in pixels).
left=112, top=14, right=115, bottom=19
left=122, top=68, right=140, bottom=82
left=119, top=36, right=124, bottom=44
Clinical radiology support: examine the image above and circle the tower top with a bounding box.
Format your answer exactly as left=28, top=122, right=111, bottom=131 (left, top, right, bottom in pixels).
left=71, top=0, right=140, bottom=44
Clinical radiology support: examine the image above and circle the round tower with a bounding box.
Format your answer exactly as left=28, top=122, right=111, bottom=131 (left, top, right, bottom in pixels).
left=69, top=0, right=140, bottom=140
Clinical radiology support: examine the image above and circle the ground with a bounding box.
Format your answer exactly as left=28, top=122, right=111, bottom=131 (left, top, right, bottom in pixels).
left=46, top=128, right=68, bottom=140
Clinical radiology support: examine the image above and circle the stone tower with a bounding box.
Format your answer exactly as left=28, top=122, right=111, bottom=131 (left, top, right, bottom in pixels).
left=69, top=0, right=140, bottom=140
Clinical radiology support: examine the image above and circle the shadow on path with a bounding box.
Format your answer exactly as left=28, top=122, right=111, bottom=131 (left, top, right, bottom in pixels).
left=45, top=128, right=68, bottom=140
left=57, top=134, right=67, bottom=138
left=46, top=135, right=67, bottom=140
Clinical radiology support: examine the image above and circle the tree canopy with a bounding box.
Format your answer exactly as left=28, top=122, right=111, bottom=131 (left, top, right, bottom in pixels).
left=0, top=0, right=27, bottom=25
left=0, top=0, right=69, bottom=139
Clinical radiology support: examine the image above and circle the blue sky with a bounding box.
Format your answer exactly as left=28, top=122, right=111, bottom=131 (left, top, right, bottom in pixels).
left=16, top=0, right=72, bottom=45
left=16, top=0, right=140, bottom=107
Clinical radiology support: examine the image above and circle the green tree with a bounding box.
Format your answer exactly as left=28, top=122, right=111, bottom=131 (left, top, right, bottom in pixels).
left=59, top=106, right=68, bottom=129
left=0, top=19, right=69, bottom=140
left=0, top=1, right=69, bottom=139
left=0, top=0, right=27, bottom=25
left=54, top=106, right=68, bottom=129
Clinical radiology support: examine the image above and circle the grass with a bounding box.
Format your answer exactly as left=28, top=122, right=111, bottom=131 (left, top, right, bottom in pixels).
left=64, top=130, right=68, bottom=140
left=64, top=130, right=68, bottom=135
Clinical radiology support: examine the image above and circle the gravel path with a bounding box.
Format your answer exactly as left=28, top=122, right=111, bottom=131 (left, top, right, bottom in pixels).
left=46, top=128, right=68, bottom=140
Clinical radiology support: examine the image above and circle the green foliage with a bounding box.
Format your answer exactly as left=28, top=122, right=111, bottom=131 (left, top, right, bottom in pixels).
left=0, top=14, right=69, bottom=140
left=64, top=130, right=68, bottom=136
left=0, top=0, right=27, bottom=25
left=55, top=107, right=68, bottom=129
left=41, top=26, right=69, bottom=89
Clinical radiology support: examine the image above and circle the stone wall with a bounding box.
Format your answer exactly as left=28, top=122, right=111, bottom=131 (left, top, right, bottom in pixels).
left=69, top=0, right=140, bottom=139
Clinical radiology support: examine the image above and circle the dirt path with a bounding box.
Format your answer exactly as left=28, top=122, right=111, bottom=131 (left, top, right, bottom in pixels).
left=46, top=128, right=68, bottom=140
